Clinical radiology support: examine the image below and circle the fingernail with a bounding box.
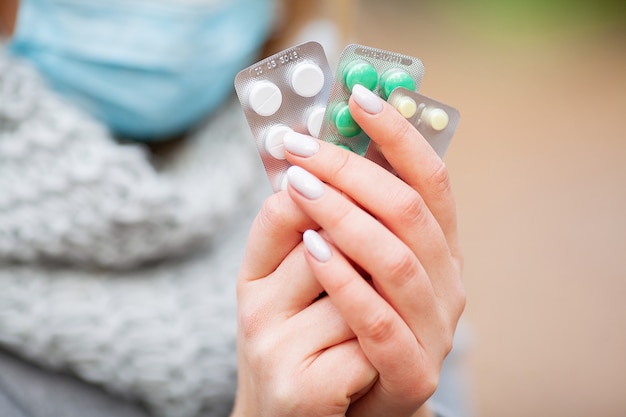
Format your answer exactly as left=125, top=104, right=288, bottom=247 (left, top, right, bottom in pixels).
left=286, top=166, right=325, bottom=199
left=352, top=84, right=383, bottom=114
left=283, top=132, right=320, bottom=157
left=303, top=229, right=332, bottom=262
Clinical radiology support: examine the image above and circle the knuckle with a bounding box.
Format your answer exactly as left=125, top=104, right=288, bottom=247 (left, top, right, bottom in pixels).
left=419, top=369, right=440, bottom=399
left=248, top=334, right=277, bottom=369
left=447, top=271, right=467, bottom=321
left=257, top=193, right=288, bottom=232
left=440, top=329, right=456, bottom=359
left=409, top=359, right=442, bottom=400
left=392, top=189, right=429, bottom=226
left=255, top=192, right=304, bottom=238
left=385, top=249, right=420, bottom=285
left=427, top=159, right=452, bottom=196
left=273, top=378, right=314, bottom=416
left=237, top=303, right=265, bottom=342
left=273, top=380, right=297, bottom=409
left=456, top=284, right=467, bottom=317
left=365, top=308, right=397, bottom=344
left=398, top=363, right=440, bottom=402
left=430, top=306, right=457, bottom=360
left=237, top=295, right=273, bottom=345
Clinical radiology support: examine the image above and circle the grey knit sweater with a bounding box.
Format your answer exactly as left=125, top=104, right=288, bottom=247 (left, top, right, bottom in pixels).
left=0, top=48, right=271, bottom=417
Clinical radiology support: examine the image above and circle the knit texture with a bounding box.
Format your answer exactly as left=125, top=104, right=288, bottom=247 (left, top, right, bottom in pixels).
left=0, top=50, right=265, bottom=268
left=0, top=49, right=271, bottom=416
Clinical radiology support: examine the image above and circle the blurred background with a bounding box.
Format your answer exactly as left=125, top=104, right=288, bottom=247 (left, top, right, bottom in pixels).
left=1, top=0, right=623, bottom=416
left=280, top=1, right=626, bottom=416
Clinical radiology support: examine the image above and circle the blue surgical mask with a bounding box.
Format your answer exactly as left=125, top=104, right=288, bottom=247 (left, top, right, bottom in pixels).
left=9, top=0, right=275, bottom=140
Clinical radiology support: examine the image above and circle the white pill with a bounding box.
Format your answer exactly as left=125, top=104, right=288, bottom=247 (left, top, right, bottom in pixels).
left=278, top=172, right=289, bottom=192
left=425, top=108, right=449, bottom=131
left=264, top=124, right=293, bottom=159
left=306, top=106, right=326, bottom=138
left=291, top=62, right=325, bottom=97
left=249, top=80, right=282, bottom=116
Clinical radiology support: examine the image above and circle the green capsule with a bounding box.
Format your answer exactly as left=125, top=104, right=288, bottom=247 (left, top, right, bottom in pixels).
left=331, top=102, right=361, bottom=137
left=380, top=68, right=416, bottom=99
left=342, top=60, right=378, bottom=92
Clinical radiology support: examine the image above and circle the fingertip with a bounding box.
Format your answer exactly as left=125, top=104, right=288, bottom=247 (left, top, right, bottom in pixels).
left=303, top=229, right=332, bottom=263
left=350, top=84, right=383, bottom=115
left=348, top=92, right=406, bottom=133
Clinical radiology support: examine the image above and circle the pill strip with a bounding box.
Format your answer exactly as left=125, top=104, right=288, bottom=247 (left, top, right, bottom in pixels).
left=234, top=41, right=333, bottom=192
left=364, top=87, right=460, bottom=172
left=318, top=44, right=425, bottom=156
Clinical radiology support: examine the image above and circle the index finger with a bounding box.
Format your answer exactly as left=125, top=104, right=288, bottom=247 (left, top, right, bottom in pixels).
left=349, top=84, right=461, bottom=258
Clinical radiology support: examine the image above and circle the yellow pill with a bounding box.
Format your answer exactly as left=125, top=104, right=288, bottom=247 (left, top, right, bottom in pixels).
left=426, top=108, right=449, bottom=131
left=395, top=97, right=417, bottom=118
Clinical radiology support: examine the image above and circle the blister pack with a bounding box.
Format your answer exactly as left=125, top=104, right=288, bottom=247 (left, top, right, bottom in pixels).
left=318, top=44, right=425, bottom=156
left=234, top=41, right=333, bottom=192
left=364, top=87, right=461, bottom=172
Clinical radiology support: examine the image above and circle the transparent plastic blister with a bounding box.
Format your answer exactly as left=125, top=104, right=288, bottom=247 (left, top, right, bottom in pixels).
left=318, top=44, right=425, bottom=156
left=234, top=41, right=333, bottom=192
left=364, top=87, right=460, bottom=172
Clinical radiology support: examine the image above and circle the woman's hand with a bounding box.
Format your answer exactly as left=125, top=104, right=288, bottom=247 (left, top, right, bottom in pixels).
left=282, top=84, right=466, bottom=417
left=232, top=190, right=378, bottom=417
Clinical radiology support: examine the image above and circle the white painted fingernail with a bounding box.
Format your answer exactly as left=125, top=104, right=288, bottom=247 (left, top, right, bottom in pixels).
left=352, top=84, right=383, bottom=114
left=286, top=166, right=324, bottom=200
left=303, top=229, right=331, bottom=262
left=283, top=132, right=320, bottom=157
